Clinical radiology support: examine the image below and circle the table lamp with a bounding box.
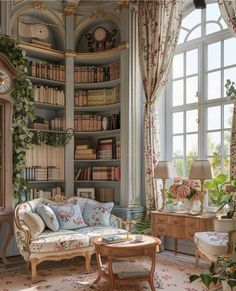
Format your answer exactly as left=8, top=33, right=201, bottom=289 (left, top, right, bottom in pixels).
left=189, top=160, right=213, bottom=213
left=154, top=161, right=177, bottom=210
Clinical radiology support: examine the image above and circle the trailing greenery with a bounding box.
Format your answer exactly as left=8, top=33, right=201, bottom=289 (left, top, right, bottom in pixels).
left=225, top=79, right=236, bottom=100
left=30, top=130, right=73, bottom=147
left=0, top=37, right=36, bottom=201
left=131, top=218, right=151, bottom=235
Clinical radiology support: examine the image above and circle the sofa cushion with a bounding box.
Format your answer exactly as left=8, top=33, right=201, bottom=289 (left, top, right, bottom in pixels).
left=194, top=232, right=228, bottom=262
left=50, top=204, right=87, bottom=230
left=24, top=212, right=45, bottom=238
left=36, top=205, right=59, bottom=231
left=83, top=201, right=114, bottom=226
left=75, top=225, right=127, bottom=240
left=30, top=229, right=90, bottom=253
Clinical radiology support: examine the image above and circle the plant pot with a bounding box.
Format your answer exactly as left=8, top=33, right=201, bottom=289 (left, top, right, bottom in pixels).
left=184, top=199, right=194, bottom=211
left=222, top=281, right=236, bottom=291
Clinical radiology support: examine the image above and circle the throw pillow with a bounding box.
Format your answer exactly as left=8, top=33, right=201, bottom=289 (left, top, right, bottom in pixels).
left=24, top=212, right=45, bottom=238
left=83, top=201, right=114, bottom=226
left=50, top=204, right=87, bottom=230
left=36, top=205, right=59, bottom=231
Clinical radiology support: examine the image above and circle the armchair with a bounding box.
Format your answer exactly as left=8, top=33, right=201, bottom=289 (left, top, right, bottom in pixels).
left=194, top=219, right=236, bottom=268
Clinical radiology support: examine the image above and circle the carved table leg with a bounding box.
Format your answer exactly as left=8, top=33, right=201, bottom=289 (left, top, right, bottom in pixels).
left=174, top=238, right=178, bottom=255
left=93, top=252, right=102, bottom=284
left=0, top=219, right=14, bottom=265
left=85, top=251, right=92, bottom=272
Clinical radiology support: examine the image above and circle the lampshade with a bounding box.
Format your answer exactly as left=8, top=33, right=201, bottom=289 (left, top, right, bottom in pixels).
left=154, top=161, right=177, bottom=179
left=189, top=160, right=213, bottom=180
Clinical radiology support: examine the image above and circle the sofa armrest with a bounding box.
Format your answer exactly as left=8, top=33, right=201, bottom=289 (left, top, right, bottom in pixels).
left=214, top=219, right=236, bottom=232
left=109, top=214, right=136, bottom=231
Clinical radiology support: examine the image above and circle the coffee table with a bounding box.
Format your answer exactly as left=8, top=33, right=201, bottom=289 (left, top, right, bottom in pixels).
left=93, top=234, right=160, bottom=291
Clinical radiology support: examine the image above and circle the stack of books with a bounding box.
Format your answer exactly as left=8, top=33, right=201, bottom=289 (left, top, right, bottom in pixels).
left=96, top=187, right=114, bottom=202
left=74, top=144, right=96, bottom=160
left=102, top=235, right=126, bottom=244
left=96, top=138, right=116, bottom=160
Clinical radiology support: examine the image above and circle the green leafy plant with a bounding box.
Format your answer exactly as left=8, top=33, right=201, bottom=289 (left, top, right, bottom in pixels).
left=204, top=174, right=228, bottom=206
left=131, top=218, right=151, bottom=235
left=225, top=79, right=236, bottom=100
left=190, top=256, right=236, bottom=290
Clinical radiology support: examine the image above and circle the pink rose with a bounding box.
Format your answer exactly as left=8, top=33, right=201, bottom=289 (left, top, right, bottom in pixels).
left=176, top=185, right=191, bottom=199
left=224, top=183, right=235, bottom=194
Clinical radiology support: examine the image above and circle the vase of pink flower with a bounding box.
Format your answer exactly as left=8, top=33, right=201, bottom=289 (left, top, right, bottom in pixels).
left=169, top=177, right=200, bottom=211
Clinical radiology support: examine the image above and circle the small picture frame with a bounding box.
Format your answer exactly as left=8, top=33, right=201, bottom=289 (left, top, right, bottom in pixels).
left=77, top=188, right=95, bottom=200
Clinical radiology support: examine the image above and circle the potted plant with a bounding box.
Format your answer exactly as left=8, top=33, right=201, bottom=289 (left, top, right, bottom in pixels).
left=190, top=256, right=236, bottom=290
left=204, top=174, right=228, bottom=206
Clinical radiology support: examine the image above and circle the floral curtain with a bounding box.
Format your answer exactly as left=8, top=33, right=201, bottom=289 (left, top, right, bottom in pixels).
left=218, top=1, right=236, bottom=178
left=138, top=0, right=184, bottom=214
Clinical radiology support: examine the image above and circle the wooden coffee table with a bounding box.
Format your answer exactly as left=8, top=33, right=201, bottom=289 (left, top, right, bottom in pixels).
left=93, top=234, right=160, bottom=291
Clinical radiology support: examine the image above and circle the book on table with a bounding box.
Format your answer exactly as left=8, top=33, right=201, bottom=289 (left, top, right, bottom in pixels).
left=102, top=235, right=126, bottom=244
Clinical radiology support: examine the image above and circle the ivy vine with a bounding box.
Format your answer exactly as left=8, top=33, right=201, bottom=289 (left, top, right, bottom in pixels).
left=225, top=79, right=236, bottom=99
left=0, top=37, right=72, bottom=202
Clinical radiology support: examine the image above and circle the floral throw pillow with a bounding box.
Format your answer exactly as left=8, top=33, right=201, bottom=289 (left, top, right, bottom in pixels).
left=36, top=205, right=59, bottom=231
left=50, top=204, right=87, bottom=230
left=83, top=201, right=114, bottom=226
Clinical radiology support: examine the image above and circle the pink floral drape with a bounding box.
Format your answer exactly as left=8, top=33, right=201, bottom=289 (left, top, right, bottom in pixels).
left=218, top=1, right=236, bottom=178
left=138, top=0, right=184, bottom=214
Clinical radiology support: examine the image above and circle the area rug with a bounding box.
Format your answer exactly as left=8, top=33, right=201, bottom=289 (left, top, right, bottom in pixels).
left=0, top=251, right=219, bottom=291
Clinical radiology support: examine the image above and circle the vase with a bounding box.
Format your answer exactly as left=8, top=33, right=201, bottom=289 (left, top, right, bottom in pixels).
left=184, top=199, right=194, bottom=211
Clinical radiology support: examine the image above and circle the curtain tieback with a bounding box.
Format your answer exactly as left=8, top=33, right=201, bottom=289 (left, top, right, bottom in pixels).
left=145, top=100, right=155, bottom=105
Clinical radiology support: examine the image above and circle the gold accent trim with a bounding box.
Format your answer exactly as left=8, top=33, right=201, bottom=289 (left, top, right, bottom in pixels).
left=63, top=2, right=78, bottom=15
left=51, top=193, right=66, bottom=203
left=117, top=0, right=129, bottom=9
left=31, top=1, right=46, bottom=11
left=65, top=50, right=77, bottom=57
left=90, top=10, right=105, bottom=19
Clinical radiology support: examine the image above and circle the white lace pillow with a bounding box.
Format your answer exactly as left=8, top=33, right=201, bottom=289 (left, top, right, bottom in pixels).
left=24, top=212, right=45, bottom=238
left=36, top=205, right=59, bottom=231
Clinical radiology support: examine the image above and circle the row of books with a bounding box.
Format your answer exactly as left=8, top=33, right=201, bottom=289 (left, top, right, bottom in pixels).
left=22, top=166, right=61, bottom=181
left=74, top=166, right=120, bottom=181
left=74, top=63, right=120, bottom=83
left=74, top=113, right=120, bottom=132
left=95, top=187, right=114, bottom=202
left=29, top=60, right=66, bottom=82
left=74, top=144, right=96, bottom=160
left=25, top=145, right=64, bottom=180
left=28, top=116, right=66, bottom=131
left=33, top=85, right=65, bottom=106
left=27, top=187, right=63, bottom=200
left=74, top=87, right=120, bottom=107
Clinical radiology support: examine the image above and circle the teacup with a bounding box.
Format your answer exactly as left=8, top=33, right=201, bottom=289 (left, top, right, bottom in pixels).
left=135, top=235, right=144, bottom=242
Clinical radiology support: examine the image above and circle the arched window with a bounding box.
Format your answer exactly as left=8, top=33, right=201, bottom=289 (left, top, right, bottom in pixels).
left=166, top=2, right=235, bottom=177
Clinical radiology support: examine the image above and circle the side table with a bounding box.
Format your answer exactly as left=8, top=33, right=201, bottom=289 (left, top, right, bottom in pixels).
left=0, top=211, right=14, bottom=265
left=93, top=234, right=160, bottom=291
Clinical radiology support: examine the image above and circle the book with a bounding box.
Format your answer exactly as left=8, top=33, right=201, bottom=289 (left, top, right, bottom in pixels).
left=102, top=235, right=126, bottom=244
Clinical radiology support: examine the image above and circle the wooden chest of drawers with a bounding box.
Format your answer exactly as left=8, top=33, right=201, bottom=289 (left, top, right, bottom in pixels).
left=151, top=211, right=215, bottom=254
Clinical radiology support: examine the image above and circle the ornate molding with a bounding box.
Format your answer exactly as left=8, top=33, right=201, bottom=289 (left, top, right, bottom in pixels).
left=65, top=50, right=77, bottom=57
left=31, top=1, right=46, bottom=11
left=90, top=10, right=105, bottom=19
left=117, top=0, right=129, bottom=10
left=64, top=2, right=79, bottom=15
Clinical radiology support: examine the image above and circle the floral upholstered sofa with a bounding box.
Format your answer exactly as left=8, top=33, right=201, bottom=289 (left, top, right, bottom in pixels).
left=14, top=196, right=129, bottom=281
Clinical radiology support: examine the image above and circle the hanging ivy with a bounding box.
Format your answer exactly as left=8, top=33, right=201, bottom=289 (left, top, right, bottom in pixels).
left=0, top=37, right=72, bottom=202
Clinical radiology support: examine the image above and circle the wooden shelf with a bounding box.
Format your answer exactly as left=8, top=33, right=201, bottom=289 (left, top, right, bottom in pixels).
left=74, top=129, right=120, bottom=137
left=74, top=159, right=120, bottom=163
left=28, top=76, right=65, bottom=86
left=19, top=42, right=64, bottom=62
left=74, top=180, right=120, bottom=183
left=27, top=180, right=65, bottom=184
left=28, top=128, right=67, bottom=133
left=74, top=103, right=120, bottom=112
left=74, top=78, right=120, bottom=89
left=34, top=102, right=66, bottom=110
left=74, top=42, right=128, bottom=65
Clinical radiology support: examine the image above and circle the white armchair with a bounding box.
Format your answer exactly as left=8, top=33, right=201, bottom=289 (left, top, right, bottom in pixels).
left=194, top=219, right=236, bottom=268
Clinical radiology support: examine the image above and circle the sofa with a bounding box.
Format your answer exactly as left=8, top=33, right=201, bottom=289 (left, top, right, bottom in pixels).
left=14, top=195, right=130, bottom=281
left=194, top=219, right=236, bottom=268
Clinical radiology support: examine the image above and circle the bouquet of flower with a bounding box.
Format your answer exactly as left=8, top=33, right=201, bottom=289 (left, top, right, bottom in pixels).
left=169, top=177, right=200, bottom=201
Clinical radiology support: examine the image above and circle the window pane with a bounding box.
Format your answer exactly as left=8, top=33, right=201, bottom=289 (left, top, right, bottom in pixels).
left=220, top=18, right=228, bottom=29
left=223, top=156, right=230, bottom=176
left=182, top=9, right=201, bottom=29
left=187, top=26, right=201, bottom=41
left=186, top=109, right=198, bottom=132
left=173, top=159, right=184, bottom=176
left=186, top=133, right=198, bottom=156
left=172, top=79, right=184, bottom=106
left=186, top=49, right=198, bottom=76
left=206, top=3, right=220, bottom=21
left=209, top=156, right=221, bottom=177
left=207, top=71, right=221, bottom=100
left=224, top=130, right=231, bottom=156
left=207, top=42, right=221, bottom=71
left=178, top=29, right=188, bottom=44
left=173, top=112, right=183, bottom=134
left=173, top=135, right=184, bottom=157
left=186, top=76, right=198, bottom=104
left=224, top=104, right=233, bottom=128
left=224, top=38, right=236, bottom=67
left=207, top=106, right=221, bottom=130
left=206, top=23, right=221, bottom=35
left=207, top=131, right=221, bottom=155
left=224, top=68, right=236, bottom=97
left=173, top=53, right=184, bottom=79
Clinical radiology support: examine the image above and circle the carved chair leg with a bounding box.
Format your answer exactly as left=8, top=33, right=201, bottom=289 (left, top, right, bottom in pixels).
left=26, top=261, right=31, bottom=271
left=85, top=252, right=92, bottom=272
left=195, top=249, right=200, bottom=268
left=31, top=259, right=38, bottom=282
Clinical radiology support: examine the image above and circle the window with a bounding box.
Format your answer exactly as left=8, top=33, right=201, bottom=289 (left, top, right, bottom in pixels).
left=166, top=2, right=235, bottom=177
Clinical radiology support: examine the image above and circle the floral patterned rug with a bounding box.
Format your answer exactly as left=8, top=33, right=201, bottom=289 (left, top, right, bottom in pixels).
left=0, top=251, right=220, bottom=291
